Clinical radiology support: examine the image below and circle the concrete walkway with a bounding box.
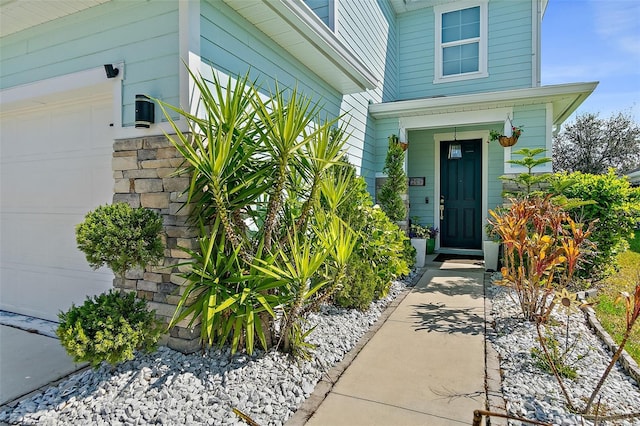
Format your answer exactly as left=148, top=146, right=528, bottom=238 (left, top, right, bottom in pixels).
left=293, top=258, right=490, bottom=426
left=0, top=325, right=86, bottom=407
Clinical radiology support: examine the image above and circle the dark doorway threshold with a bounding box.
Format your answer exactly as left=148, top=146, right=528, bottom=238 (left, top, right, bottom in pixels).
left=432, top=253, right=484, bottom=265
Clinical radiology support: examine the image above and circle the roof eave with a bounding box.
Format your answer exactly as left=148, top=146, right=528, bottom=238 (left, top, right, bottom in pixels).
left=0, top=0, right=111, bottom=38
left=369, top=82, right=598, bottom=124
left=222, top=0, right=378, bottom=94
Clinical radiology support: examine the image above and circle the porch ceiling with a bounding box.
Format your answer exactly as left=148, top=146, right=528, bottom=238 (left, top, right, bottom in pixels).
left=0, top=0, right=111, bottom=37
left=368, top=82, right=598, bottom=126
left=222, top=0, right=378, bottom=94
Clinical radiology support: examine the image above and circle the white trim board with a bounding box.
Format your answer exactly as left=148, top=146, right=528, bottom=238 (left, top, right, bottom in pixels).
left=0, top=65, right=119, bottom=114
left=399, top=108, right=513, bottom=131
left=369, top=82, right=598, bottom=124
left=0, top=65, right=189, bottom=139
left=433, top=0, right=489, bottom=85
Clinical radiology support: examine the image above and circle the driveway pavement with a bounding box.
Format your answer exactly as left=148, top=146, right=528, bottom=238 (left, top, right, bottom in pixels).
left=0, top=325, right=85, bottom=407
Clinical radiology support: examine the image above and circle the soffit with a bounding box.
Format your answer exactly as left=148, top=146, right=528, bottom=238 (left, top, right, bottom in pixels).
left=0, top=0, right=111, bottom=38
left=369, top=82, right=598, bottom=126
left=222, top=0, right=378, bottom=94
left=389, top=0, right=452, bottom=14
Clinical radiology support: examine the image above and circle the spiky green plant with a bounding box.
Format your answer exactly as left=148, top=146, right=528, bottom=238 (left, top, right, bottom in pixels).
left=158, top=67, right=352, bottom=356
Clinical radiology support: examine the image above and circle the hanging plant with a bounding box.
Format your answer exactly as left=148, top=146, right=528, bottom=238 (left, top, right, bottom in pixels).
left=489, top=116, right=524, bottom=147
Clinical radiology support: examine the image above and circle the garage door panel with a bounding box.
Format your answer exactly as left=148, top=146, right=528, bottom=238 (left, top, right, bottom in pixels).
left=51, top=106, right=96, bottom=152
left=0, top=264, right=112, bottom=321
left=1, top=94, right=115, bottom=321
left=2, top=212, right=90, bottom=271
left=1, top=155, right=111, bottom=212
left=2, top=112, right=52, bottom=159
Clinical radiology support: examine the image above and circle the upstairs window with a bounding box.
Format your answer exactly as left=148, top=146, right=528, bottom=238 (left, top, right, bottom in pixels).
left=434, top=1, right=488, bottom=83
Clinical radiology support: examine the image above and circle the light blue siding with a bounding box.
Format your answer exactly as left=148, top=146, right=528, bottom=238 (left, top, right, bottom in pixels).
left=397, top=0, right=532, bottom=100
left=373, top=118, right=401, bottom=173
left=487, top=133, right=505, bottom=212
left=334, top=0, right=398, bottom=190
left=303, top=0, right=332, bottom=29
left=199, top=0, right=396, bottom=188
left=337, top=0, right=398, bottom=102
left=0, top=1, right=180, bottom=127
left=510, top=105, right=547, bottom=152
left=407, top=129, right=437, bottom=227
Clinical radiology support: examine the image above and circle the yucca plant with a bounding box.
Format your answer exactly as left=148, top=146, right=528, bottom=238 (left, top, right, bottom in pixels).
left=158, top=67, right=352, bottom=356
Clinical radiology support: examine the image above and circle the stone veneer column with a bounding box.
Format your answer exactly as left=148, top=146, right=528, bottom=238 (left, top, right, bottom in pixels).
left=112, top=135, right=200, bottom=353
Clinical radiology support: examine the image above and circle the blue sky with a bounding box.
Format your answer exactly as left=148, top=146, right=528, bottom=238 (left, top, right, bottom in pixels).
left=542, top=0, right=640, bottom=123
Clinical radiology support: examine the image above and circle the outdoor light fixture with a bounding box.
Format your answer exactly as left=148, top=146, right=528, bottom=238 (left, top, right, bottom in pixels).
left=448, top=143, right=462, bottom=159
left=104, top=64, right=119, bottom=78
left=135, top=94, right=154, bottom=128
left=448, top=127, right=462, bottom=159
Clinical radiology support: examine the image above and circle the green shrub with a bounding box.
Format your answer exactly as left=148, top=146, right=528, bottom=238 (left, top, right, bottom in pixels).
left=402, top=238, right=417, bottom=270
left=335, top=259, right=378, bottom=310
left=547, top=170, right=640, bottom=281
left=330, top=164, right=412, bottom=309
left=64, top=203, right=165, bottom=367
left=57, top=290, right=162, bottom=368
left=75, top=203, right=164, bottom=278
left=378, top=135, right=408, bottom=222
left=365, top=206, right=411, bottom=297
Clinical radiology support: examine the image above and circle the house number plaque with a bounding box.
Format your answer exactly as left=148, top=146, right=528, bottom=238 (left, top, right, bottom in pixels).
left=409, top=177, right=425, bottom=186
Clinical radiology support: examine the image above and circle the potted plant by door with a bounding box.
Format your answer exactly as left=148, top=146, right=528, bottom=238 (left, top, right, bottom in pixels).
left=483, top=223, right=500, bottom=272
left=409, top=219, right=429, bottom=267
left=426, top=225, right=439, bottom=254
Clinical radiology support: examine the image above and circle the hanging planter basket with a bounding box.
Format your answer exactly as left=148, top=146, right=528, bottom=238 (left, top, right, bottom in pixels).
left=498, top=135, right=519, bottom=147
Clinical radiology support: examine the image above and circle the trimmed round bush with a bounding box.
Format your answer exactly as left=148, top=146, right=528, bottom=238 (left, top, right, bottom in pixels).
left=57, top=290, right=163, bottom=368
left=75, top=203, right=164, bottom=278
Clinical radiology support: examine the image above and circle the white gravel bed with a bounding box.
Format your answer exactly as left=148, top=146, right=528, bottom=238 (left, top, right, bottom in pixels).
left=0, top=273, right=414, bottom=426
left=488, top=279, right=640, bottom=425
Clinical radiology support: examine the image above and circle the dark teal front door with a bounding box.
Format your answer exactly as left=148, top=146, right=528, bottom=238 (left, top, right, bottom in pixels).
left=440, top=139, right=482, bottom=249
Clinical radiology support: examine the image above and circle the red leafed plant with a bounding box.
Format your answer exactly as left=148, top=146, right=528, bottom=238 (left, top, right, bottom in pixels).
left=488, top=196, right=594, bottom=322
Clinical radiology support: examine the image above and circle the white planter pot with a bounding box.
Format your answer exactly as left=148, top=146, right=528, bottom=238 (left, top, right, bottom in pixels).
left=411, top=238, right=427, bottom=267
left=483, top=240, right=500, bottom=272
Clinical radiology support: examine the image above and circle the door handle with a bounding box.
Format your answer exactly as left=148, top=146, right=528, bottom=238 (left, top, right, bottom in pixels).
left=440, top=196, right=445, bottom=220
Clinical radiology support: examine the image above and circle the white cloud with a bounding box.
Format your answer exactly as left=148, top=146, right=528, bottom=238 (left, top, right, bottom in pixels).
left=591, top=0, right=640, bottom=58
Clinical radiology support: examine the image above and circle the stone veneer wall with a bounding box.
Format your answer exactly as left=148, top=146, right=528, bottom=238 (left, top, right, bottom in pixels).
left=112, top=135, right=200, bottom=353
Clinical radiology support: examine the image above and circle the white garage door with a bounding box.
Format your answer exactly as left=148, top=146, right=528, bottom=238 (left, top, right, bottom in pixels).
left=1, top=93, right=115, bottom=321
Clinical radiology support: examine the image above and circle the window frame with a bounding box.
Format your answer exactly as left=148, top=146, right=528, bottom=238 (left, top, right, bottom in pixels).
left=434, top=0, right=489, bottom=84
